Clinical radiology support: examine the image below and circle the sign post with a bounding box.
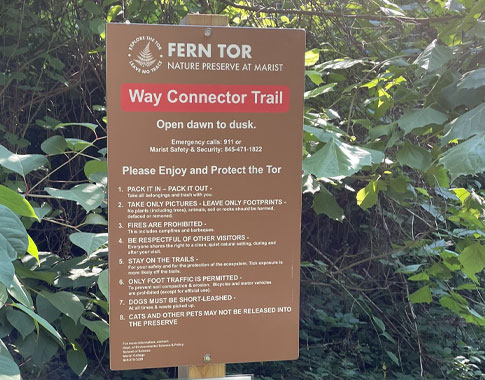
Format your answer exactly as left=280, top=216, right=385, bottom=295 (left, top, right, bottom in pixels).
left=106, top=17, right=305, bottom=374
left=178, top=15, right=228, bottom=380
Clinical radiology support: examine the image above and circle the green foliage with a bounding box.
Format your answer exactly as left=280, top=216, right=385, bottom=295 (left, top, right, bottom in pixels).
left=0, top=0, right=484, bottom=379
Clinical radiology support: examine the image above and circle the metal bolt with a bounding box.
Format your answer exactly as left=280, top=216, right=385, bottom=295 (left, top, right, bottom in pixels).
left=203, top=354, right=212, bottom=363
left=204, top=28, right=212, bottom=37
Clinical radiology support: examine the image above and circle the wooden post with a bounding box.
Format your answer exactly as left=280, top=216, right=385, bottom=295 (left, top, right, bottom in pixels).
left=177, top=12, right=228, bottom=380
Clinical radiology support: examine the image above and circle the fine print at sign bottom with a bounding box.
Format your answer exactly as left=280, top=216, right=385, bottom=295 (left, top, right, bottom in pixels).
left=179, top=377, right=253, bottom=380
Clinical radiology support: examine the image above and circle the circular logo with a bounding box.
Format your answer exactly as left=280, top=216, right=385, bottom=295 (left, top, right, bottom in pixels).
left=128, top=36, right=163, bottom=74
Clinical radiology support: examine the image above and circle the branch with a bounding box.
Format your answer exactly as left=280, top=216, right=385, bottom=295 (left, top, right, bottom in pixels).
left=219, top=0, right=460, bottom=25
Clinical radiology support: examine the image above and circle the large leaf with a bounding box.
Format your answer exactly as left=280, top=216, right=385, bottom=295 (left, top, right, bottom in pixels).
left=67, top=344, right=88, bottom=377
left=303, top=137, right=384, bottom=179
left=315, top=57, right=368, bottom=71
left=6, top=308, right=35, bottom=339
left=357, top=180, right=386, bottom=210
left=413, top=40, right=453, bottom=72
left=40, top=135, right=68, bottom=155
left=11, top=303, right=64, bottom=348
left=8, top=275, right=33, bottom=309
left=54, top=122, right=97, bottom=133
left=305, top=49, right=320, bottom=66
left=0, top=204, right=28, bottom=259
left=0, top=145, right=47, bottom=177
left=80, top=317, right=109, bottom=343
left=304, top=83, right=336, bottom=99
left=31, top=331, right=59, bottom=366
left=409, top=285, right=432, bottom=304
left=36, top=293, right=61, bottom=323
left=397, top=107, right=447, bottom=135
left=442, top=103, right=485, bottom=144
left=0, top=243, right=14, bottom=287
left=313, top=187, right=345, bottom=222
left=45, top=184, right=104, bottom=212
left=0, top=339, right=20, bottom=380
left=0, top=284, right=7, bottom=308
left=39, top=290, right=84, bottom=323
left=396, top=143, right=432, bottom=171
left=439, top=132, right=485, bottom=181
left=0, top=185, right=38, bottom=220
left=84, top=160, right=107, bottom=181
left=97, top=269, right=109, bottom=300
left=69, top=232, right=108, bottom=255
left=458, top=243, right=485, bottom=283
left=457, top=68, right=485, bottom=90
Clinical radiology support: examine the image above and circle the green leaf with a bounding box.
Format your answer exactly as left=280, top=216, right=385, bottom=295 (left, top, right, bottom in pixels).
left=408, top=272, right=430, bottom=281
left=386, top=350, right=400, bottom=366
left=439, top=132, right=485, bottom=181
left=0, top=285, right=7, bottom=308
left=13, top=262, right=56, bottom=285
left=0, top=186, right=38, bottom=220
left=0, top=248, right=14, bottom=288
left=304, top=83, right=336, bottom=99
left=27, top=235, right=39, bottom=263
left=45, top=184, right=104, bottom=212
left=60, top=316, right=84, bottom=342
left=0, top=145, right=48, bottom=178
left=84, top=160, right=107, bottom=180
left=305, top=49, right=320, bottom=66
left=313, top=187, right=345, bottom=222
left=55, top=122, right=97, bottom=133
left=425, top=165, right=450, bottom=188
left=456, top=283, right=478, bottom=290
left=397, top=107, right=447, bottom=135
left=440, top=295, right=467, bottom=314
left=67, top=344, right=88, bottom=377
left=35, top=293, right=61, bottom=323
left=303, top=137, right=383, bottom=179
left=65, top=138, right=93, bottom=152
left=97, top=270, right=109, bottom=300
left=372, top=316, right=385, bottom=332
left=90, top=19, right=106, bottom=35
left=84, top=0, right=102, bottom=14
left=39, top=291, right=84, bottom=323
left=457, top=68, right=485, bottom=90
left=84, top=213, right=107, bottom=226
left=80, top=317, right=109, bottom=343
left=106, top=5, right=122, bottom=22
left=396, top=264, right=422, bottom=274
left=442, top=103, right=485, bottom=144
left=6, top=308, right=35, bottom=339
left=33, top=203, right=52, bottom=221
left=8, top=275, right=33, bottom=309
left=306, top=70, right=323, bottom=85
left=31, top=331, right=59, bottom=366
left=69, top=232, right=108, bottom=255
left=409, top=285, right=432, bottom=304
left=0, top=205, right=28, bottom=259
left=11, top=303, right=64, bottom=348
left=413, top=40, right=453, bottom=72
left=316, top=57, right=367, bottom=71
left=357, top=180, right=386, bottom=210
left=0, top=339, right=20, bottom=380
left=396, top=143, right=432, bottom=171
left=40, top=135, right=67, bottom=155
left=458, top=242, right=485, bottom=283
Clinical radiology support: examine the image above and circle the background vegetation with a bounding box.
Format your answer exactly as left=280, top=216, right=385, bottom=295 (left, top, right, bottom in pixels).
left=0, top=0, right=484, bottom=379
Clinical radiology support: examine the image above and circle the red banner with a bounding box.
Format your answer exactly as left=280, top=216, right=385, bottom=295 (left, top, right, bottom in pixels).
left=121, top=84, right=290, bottom=113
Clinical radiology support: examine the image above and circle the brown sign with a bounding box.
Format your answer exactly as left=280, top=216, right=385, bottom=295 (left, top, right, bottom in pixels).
left=106, top=23, right=305, bottom=370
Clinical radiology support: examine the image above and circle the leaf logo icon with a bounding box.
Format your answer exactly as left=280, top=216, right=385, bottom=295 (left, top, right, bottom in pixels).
left=134, top=42, right=156, bottom=68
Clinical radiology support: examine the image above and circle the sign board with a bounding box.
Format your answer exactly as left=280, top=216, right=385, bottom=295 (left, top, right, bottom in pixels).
left=106, top=23, right=305, bottom=370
